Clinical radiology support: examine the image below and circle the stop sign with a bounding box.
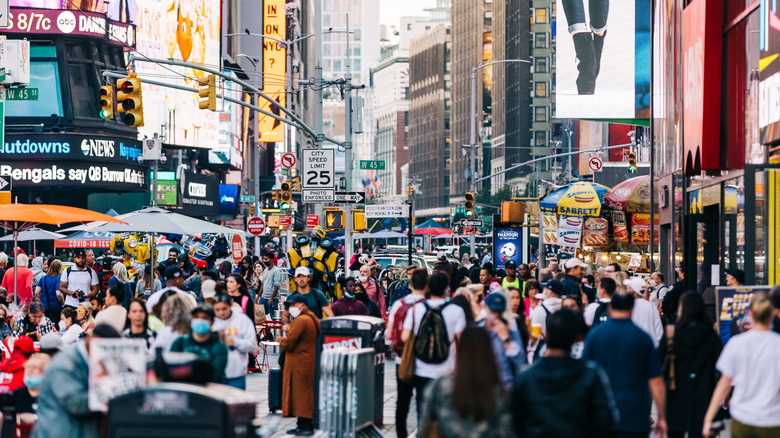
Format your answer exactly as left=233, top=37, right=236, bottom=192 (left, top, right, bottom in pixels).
left=247, top=216, right=266, bottom=236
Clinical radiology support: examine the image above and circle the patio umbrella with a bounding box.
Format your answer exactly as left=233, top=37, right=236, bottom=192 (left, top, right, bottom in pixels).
left=604, top=176, right=659, bottom=212
left=0, top=227, right=66, bottom=255
left=63, top=207, right=239, bottom=235
left=539, top=181, right=611, bottom=217
left=0, top=203, right=126, bottom=302
left=415, top=227, right=451, bottom=236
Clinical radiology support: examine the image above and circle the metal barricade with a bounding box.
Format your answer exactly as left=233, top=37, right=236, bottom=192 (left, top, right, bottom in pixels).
left=319, top=348, right=382, bottom=438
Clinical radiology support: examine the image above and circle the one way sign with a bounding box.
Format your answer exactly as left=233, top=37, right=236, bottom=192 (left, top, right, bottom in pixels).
left=0, top=176, right=11, bottom=192
left=335, top=191, right=365, bottom=204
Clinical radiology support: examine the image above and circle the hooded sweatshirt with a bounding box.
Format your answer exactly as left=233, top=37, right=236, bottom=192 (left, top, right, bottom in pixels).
left=211, top=310, right=257, bottom=379
left=31, top=257, right=45, bottom=287
left=170, top=331, right=228, bottom=383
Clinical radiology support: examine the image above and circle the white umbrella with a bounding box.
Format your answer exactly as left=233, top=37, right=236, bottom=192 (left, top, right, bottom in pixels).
left=354, top=230, right=407, bottom=240
left=0, top=227, right=66, bottom=255
left=61, top=207, right=239, bottom=235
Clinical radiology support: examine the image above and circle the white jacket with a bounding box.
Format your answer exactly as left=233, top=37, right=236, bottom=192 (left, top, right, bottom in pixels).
left=212, top=310, right=257, bottom=379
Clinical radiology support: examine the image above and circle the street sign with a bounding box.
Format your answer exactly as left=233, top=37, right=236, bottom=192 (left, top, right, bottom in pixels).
left=279, top=216, right=293, bottom=227
left=0, top=175, right=10, bottom=192
left=462, top=219, right=483, bottom=227
left=0, top=68, right=5, bottom=82
left=281, top=153, right=297, bottom=169
left=302, top=189, right=335, bottom=202
left=359, top=160, right=385, bottom=170
left=0, top=0, right=7, bottom=28
left=365, top=204, right=408, bottom=218
left=306, top=215, right=319, bottom=228
left=5, top=88, right=38, bottom=101
left=335, top=191, right=365, bottom=204
left=247, top=216, right=266, bottom=236
left=588, top=157, right=603, bottom=172
left=302, top=149, right=335, bottom=189
left=464, top=227, right=475, bottom=234
left=240, top=195, right=255, bottom=203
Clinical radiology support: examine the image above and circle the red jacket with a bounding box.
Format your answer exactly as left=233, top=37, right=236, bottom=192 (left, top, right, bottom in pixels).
left=0, top=350, right=28, bottom=393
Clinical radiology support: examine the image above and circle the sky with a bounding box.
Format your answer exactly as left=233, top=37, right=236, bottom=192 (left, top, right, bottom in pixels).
left=380, top=0, right=435, bottom=27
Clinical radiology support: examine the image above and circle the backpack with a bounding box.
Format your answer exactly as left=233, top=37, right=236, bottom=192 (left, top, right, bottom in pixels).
left=592, top=302, right=610, bottom=327
left=414, top=302, right=450, bottom=364
left=390, top=296, right=424, bottom=356
left=541, top=304, right=554, bottom=333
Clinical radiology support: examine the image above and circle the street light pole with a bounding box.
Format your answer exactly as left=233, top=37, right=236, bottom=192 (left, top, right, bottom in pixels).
left=237, top=54, right=262, bottom=258
left=469, top=58, right=531, bottom=257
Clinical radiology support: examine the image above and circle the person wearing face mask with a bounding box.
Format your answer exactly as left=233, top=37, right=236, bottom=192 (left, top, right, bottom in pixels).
left=211, top=294, right=259, bottom=390
left=14, top=353, right=50, bottom=435
left=358, top=264, right=386, bottom=317
left=645, top=271, right=668, bottom=313
left=59, top=308, right=84, bottom=345
left=275, top=294, right=321, bottom=436
left=331, top=277, right=369, bottom=317
left=170, top=305, right=228, bottom=384
left=259, top=252, right=282, bottom=315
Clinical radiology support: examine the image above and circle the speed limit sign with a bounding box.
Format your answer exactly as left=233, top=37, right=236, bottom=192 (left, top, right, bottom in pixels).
left=302, top=149, right=335, bottom=189
left=588, top=157, right=603, bottom=172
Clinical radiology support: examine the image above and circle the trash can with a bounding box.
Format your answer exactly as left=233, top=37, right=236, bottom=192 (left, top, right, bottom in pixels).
left=314, top=315, right=386, bottom=428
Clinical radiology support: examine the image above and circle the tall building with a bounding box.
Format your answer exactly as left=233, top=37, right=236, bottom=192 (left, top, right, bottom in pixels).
left=450, top=0, right=492, bottom=203
left=491, top=0, right=532, bottom=193
left=408, top=24, right=452, bottom=217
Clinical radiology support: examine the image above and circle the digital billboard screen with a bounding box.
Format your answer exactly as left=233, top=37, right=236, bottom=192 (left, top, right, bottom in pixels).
left=555, top=0, right=650, bottom=119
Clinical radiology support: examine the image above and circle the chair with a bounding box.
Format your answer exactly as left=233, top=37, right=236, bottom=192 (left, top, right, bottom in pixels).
left=255, top=321, right=284, bottom=372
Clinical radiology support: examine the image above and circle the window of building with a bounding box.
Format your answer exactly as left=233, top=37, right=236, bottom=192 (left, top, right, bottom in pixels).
left=534, top=57, right=548, bottom=73
left=535, top=107, right=548, bottom=122
left=535, top=82, right=547, bottom=97
left=444, top=80, right=451, bottom=91
left=7, top=45, right=64, bottom=118
left=535, top=131, right=547, bottom=146
left=535, top=8, right=547, bottom=23
left=535, top=33, right=548, bottom=48
left=484, top=11, right=492, bottom=26
left=552, top=2, right=557, bottom=17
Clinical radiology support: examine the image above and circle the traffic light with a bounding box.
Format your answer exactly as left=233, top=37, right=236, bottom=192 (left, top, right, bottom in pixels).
left=464, top=191, right=475, bottom=217
left=280, top=181, right=292, bottom=210
left=99, top=86, right=113, bottom=119
left=249, top=203, right=256, bottom=216
left=353, top=210, right=366, bottom=231
left=627, top=152, right=637, bottom=174
left=198, top=74, right=217, bottom=111
left=292, top=176, right=301, bottom=192
left=117, top=74, right=144, bottom=127
left=272, top=190, right=280, bottom=203
left=407, top=185, right=414, bottom=197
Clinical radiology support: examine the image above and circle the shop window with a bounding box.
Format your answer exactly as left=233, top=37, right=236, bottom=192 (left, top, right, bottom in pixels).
left=484, top=11, right=493, bottom=26
left=7, top=61, right=64, bottom=118
left=535, top=8, right=547, bottom=24
left=68, top=62, right=99, bottom=118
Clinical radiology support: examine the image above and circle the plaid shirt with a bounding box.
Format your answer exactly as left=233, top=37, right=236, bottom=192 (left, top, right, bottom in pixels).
left=13, top=315, right=55, bottom=340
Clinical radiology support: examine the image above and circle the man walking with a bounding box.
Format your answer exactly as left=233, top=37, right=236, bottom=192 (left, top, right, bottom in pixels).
left=276, top=294, right=321, bottom=436
left=260, top=251, right=282, bottom=315
left=94, top=286, right=128, bottom=333
left=561, top=258, right=586, bottom=305
left=59, top=250, right=99, bottom=308
left=502, top=260, right=520, bottom=290
left=584, top=277, right=616, bottom=327
left=583, top=292, right=667, bottom=438
left=145, top=266, right=198, bottom=312
left=513, top=308, right=618, bottom=437
left=623, top=277, right=663, bottom=347
left=284, top=267, right=332, bottom=321
left=646, top=271, right=668, bottom=311
left=386, top=268, right=427, bottom=438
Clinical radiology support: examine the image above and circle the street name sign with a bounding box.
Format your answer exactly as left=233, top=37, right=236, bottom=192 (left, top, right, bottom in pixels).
left=302, top=149, right=335, bottom=189
left=359, top=160, right=385, bottom=170
left=247, top=216, right=266, bottom=236
left=335, top=191, right=365, bottom=204
left=5, top=88, right=38, bottom=100
left=240, top=195, right=255, bottom=203
left=462, top=220, right=483, bottom=227
left=302, top=189, right=335, bottom=202
left=365, top=204, right=408, bottom=218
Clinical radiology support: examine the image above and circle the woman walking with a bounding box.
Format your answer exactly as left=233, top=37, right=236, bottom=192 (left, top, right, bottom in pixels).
left=34, top=260, right=64, bottom=326
left=661, top=292, right=722, bottom=438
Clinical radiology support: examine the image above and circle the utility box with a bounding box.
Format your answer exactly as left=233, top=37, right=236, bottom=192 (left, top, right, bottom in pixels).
left=0, top=40, right=30, bottom=86
left=351, top=95, right=364, bottom=134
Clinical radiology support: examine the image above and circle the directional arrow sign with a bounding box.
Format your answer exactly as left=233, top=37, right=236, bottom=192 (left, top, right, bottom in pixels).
left=334, top=191, right=365, bottom=204
left=462, top=219, right=483, bottom=227
left=0, top=175, right=10, bottom=192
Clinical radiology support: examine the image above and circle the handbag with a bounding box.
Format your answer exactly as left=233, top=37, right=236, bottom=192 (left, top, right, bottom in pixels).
left=398, top=304, right=416, bottom=383
left=255, top=303, right=266, bottom=324
left=664, top=325, right=676, bottom=390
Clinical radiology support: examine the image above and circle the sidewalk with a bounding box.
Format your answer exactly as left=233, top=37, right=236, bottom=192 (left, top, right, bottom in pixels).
left=246, top=352, right=417, bottom=438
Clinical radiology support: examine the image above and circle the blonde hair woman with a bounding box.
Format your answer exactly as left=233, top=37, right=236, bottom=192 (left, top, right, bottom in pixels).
left=612, top=271, right=629, bottom=294
left=150, top=294, right=194, bottom=352
left=77, top=301, right=95, bottom=333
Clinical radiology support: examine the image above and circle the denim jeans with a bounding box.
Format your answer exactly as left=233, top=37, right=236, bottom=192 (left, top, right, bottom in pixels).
left=562, top=0, right=609, bottom=33
left=259, top=297, right=278, bottom=316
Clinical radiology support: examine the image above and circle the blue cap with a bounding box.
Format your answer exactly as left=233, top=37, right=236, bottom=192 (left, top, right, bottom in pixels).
left=485, top=293, right=507, bottom=312
left=541, top=279, right=564, bottom=296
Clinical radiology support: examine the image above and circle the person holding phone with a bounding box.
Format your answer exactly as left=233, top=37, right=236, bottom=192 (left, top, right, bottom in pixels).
left=483, top=292, right=526, bottom=390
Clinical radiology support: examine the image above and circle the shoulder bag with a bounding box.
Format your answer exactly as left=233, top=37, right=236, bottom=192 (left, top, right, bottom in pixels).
left=398, top=304, right=416, bottom=383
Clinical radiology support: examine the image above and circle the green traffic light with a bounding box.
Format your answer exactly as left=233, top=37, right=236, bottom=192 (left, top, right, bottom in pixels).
left=99, top=109, right=110, bottom=118
left=280, top=202, right=290, bottom=210
left=628, top=166, right=637, bottom=174
left=465, top=210, right=473, bottom=217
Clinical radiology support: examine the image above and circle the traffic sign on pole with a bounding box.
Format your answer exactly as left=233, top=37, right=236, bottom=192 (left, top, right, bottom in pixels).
left=281, top=153, right=297, bottom=169
left=4, top=88, right=38, bottom=100
left=334, top=191, right=365, bottom=204
left=462, top=219, right=483, bottom=227
left=302, top=149, right=335, bottom=189
left=247, top=216, right=266, bottom=236
left=365, top=204, right=407, bottom=218
left=279, top=216, right=293, bottom=227
left=588, top=157, right=603, bottom=172
left=306, top=215, right=319, bottom=228
left=240, top=195, right=255, bottom=203
left=302, top=189, right=335, bottom=202
left=0, top=175, right=10, bottom=192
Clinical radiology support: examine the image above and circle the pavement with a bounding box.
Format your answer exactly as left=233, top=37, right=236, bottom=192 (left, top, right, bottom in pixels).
left=246, top=352, right=416, bottom=438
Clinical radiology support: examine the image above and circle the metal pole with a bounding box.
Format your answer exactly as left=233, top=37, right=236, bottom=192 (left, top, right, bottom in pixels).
left=344, top=12, right=354, bottom=271
left=469, top=67, right=477, bottom=258
left=314, top=0, right=324, bottom=224
left=253, top=93, right=261, bottom=258
left=408, top=199, right=413, bottom=266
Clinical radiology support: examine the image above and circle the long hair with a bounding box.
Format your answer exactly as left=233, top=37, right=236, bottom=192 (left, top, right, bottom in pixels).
left=612, top=272, right=629, bottom=294
left=112, top=263, right=129, bottom=283
left=452, top=326, right=505, bottom=422
left=228, top=273, right=250, bottom=297
left=125, top=299, right=150, bottom=331
left=240, top=255, right=253, bottom=279
left=47, top=259, right=63, bottom=277
left=677, top=292, right=713, bottom=327
left=162, top=294, right=194, bottom=334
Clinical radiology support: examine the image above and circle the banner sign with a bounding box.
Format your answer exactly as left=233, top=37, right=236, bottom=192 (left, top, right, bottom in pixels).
left=557, top=216, right=583, bottom=248
left=5, top=8, right=135, bottom=48
left=1, top=134, right=143, bottom=163
left=493, top=227, right=523, bottom=271
left=759, top=0, right=780, bottom=144
left=715, top=286, right=772, bottom=343
left=0, top=161, right=147, bottom=191
left=174, top=172, right=219, bottom=217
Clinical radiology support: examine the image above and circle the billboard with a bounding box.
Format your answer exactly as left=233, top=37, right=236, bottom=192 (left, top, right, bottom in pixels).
left=134, top=0, right=221, bottom=148
left=555, top=0, right=651, bottom=119
left=493, top=227, right=523, bottom=271
left=258, top=0, right=286, bottom=142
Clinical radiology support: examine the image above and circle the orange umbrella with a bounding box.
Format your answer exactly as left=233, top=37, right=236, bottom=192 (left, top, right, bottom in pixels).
left=0, top=203, right=127, bottom=303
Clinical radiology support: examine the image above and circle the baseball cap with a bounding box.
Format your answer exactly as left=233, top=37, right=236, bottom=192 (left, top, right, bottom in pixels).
left=505, top=260, right=517, bottom=269
left=294, top=266, right=311, bottom=277
left=74, top=249, right=86, bottom=258
left=437, top=251, right=447, bottom=260
left=191, top=305, right=215, bottom=320
left=201, top=279, right=217, bottom=299
left=726, top=269, right=745, bottom=285
left=39, top=332, right=65, bottom=352
left=541, top=280, right=564, bottom=296
left=565, top=258, right=588, bottom=269
left=165, top=266, right=185, bottom=280
left=623, top=277, right=646, bottom=295
left=13, top=336, right=36, bottom=356
left=485, top=293, right=507, bottom=312
left=284, top=293, right=307, bottom=308
left=195, top=260, right=208, bottom=269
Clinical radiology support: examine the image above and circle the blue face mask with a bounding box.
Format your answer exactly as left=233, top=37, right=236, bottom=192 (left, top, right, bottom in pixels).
left=191, top=318, right=211, bottom=335
left=24, top=375, right=43, bottom=389
left=344, top=292, right=355, bottom=299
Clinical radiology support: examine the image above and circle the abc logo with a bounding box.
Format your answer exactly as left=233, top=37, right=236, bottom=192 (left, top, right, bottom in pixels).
left=57, top=11, right=77, bottom=34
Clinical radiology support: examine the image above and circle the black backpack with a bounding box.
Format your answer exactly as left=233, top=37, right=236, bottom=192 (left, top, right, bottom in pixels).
left=592, top=302, right=611, bottom=327
left=541, top=304, right=554, bottom=333
left=414, top=302, right=450, bottom=364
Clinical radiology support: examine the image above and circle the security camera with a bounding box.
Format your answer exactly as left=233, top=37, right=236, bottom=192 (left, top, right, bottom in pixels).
left=137, top=157, right=144, bottom=164
left=160, top=155, right=168, bottom=164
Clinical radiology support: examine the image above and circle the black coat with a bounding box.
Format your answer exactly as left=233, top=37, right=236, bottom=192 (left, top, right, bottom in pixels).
left=660, top=322, right=722, bottom=435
